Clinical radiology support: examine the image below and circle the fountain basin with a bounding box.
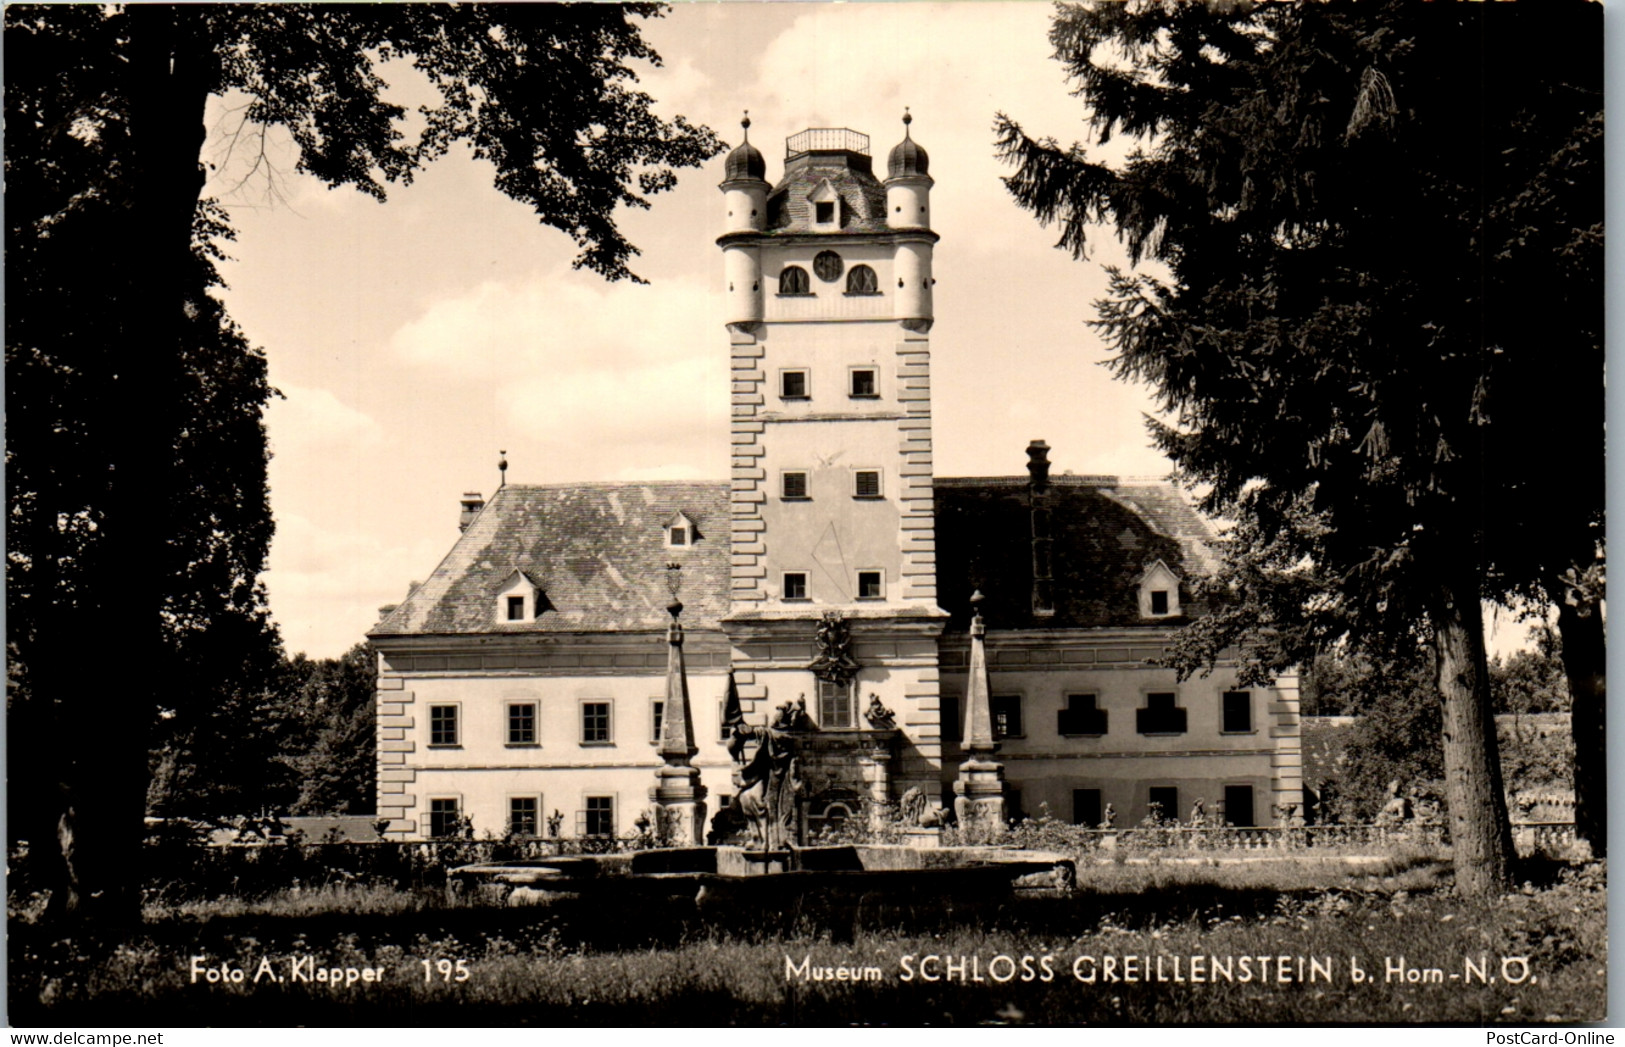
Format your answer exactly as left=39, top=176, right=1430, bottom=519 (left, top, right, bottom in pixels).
left=448, top=844, right=1076, bottom=910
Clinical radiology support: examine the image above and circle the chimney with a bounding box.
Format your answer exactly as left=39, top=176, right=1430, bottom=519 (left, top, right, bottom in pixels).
left=1027, top=441, right=1054, bottom=616
left=1025, top=440, right=1051, bottom=491
left=459, top=491, right=485, bottom=533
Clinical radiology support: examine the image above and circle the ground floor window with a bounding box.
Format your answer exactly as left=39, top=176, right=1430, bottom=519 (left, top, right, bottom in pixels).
left=1221, top=690, right=1253, bottom=733
left=991, top=694, right=1024, bottom=739
left=582, top=795, right=615, bottom=837
left=1137, top=692, right=1187, bottom=735
left=1223, top=785, right=1256, bottom=827
left=1147, top=786, right=1179, bottom=824
left=581, top=701, right=612, bottom=744
left=428, top=797, right=461, bottom=838
left=1073, top=788, right=1102, bottom=828
left=1058, top=693, right=1107, bottom=736
left=818, top=677, right=854, bottom=728
left=509, top=796, right=539, bottom=837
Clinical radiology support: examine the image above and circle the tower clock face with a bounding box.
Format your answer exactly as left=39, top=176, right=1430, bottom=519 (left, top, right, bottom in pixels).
left=813, top=250, right=844, bottom=283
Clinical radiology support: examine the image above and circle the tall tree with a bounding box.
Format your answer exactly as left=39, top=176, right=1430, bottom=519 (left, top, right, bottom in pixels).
left=281, top=643, right=380, bottom=816
left=996, top=0, right=1601, bottom=892
left=6, top=3, right=721, bottom=924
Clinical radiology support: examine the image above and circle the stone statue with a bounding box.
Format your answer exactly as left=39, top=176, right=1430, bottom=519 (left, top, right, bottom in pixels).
left=731, top=702, right=802, bottom=850
left=1099, top=803, right=1116, bottom=830
left=1189, top=798, right=1207, bottom=828
left=897, top=786, right=943, bottom=828
left=899, top=786, right=927, bottom=826
left=1374, top=779, right=1413, bottom=826
left=864, top=693, right=897, bottom=729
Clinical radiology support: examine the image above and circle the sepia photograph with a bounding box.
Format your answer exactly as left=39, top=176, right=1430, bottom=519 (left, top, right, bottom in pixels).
left=5, top=0, right=1607, bottom=1029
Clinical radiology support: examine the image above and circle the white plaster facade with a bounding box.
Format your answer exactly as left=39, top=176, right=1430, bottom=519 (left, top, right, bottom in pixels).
left=369, top=119, right=1301, bottom=841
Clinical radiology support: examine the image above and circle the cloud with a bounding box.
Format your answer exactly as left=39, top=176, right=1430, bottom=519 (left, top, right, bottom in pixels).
left=265, top=511, right=445, bottom=659
left=266, top=383, right=384, bottom=454
left=388, top=267, right=728, bottom=477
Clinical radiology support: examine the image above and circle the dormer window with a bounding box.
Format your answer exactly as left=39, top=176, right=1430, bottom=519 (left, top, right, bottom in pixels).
left=665, top=512, right=698, bottom=549
left=496, top=569, right=548, bottom=624
left=809, top=180, right=841, bottom=229
left=1136, top=560, right=1183, bottom=618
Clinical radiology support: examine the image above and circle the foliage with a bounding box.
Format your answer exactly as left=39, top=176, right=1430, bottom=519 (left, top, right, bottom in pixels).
left=1498, top=718, right=1574, bottom=799
left=5, top=4, right=722, bottom=920
left=994, top=0, right=1602, bottom=891
left=1490, top=629, right=1570, bottom=715
left=280, top=643, right=380, bottom=815
left=12, top=858, right=1605, bottom=1025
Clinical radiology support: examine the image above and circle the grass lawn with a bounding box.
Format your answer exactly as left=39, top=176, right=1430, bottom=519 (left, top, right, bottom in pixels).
left=9, top=854, right=1605, bottom=1025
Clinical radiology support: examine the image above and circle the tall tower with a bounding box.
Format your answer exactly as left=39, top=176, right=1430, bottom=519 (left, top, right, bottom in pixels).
left=719, top=114, right=946, bottom=817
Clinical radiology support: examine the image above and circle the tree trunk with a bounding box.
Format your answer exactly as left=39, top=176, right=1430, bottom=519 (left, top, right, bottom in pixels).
left=42, top=4, right=216, bottom=927
left=1432, top=577, right=1514, bottom=897
left=1554, top=596, right=1605, bottom=857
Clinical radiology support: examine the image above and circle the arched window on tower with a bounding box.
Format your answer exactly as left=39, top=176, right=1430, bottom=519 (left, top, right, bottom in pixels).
left=845, top=265, right=879, bottom=296
left=778, top=266, right=810, bottom=295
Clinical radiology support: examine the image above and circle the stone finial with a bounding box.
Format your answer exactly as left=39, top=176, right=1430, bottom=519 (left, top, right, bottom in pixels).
left=498, top=449, right=508, bottom=488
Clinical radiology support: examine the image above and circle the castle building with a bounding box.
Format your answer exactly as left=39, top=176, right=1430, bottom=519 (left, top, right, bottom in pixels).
left=368, top=117, right=1303, bottom=841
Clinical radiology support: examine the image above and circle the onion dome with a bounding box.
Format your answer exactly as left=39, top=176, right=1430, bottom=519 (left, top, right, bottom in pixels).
left=887, top=109, right=929, bottom=178
left=724, top=112, right=767, bottom=181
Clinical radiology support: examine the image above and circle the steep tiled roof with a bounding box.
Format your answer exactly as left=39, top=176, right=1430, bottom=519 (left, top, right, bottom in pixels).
left=766, top=153, right=889, bottom=234
left=373, top=476, right=1216, bottom=638
left=370, top=482, right=731, bottom=637
left=933, top=476, right=1218, bottom=630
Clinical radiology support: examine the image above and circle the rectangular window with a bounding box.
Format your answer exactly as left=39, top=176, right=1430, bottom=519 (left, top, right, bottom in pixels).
left=815, top=201, right=835, bottom=224
left=1148, top=786, right=1179, bottom=823
left=857, top=570, right=884, bottom=600
left=428, top=797, right=461, bottom=838
left=781, top=471, right=809, bottom=500
left=1058, top=694, right=1108, bottom=736
left=1150, top=590, right=1170, bottom=615
left=853, top=470, right=882, bottom=498
left=509, top=796, right=539, bottom=837
left=849, top=368, right=878, bottom=398
left=581, top=701, right=612, bottom=745
left=991, top=694, right=1024, bottom=739
left=1222, top=691, right=1253, bottom=733
left=782, top=572, right=808, bottom=601
left=429, top=705, right=459, bottom=747
left=584, top=795, right=615, bottom=837
left=668, top=526, right=686, bottom=546
left=780, top=369, right=809, bottom=399
left=1136, top=692, right=1187, bottom=735
left=1073, top=788, right=1103, bottom=828
left=1223, top=785, right=1256, bottom=828
left=650, top=698, right=664, bottom=744
left=506, top=702, right=537, bottom=745
left=818, top=677, right=854, bottom=729
left=506, top=595, right=525, bottom=621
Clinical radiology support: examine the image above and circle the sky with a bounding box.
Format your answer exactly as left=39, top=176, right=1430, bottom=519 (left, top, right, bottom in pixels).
left=205, top=2, right=1541, bottom=660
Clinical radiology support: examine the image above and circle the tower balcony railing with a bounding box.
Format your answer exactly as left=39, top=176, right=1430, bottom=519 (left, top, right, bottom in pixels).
left=786, top=128, right=870, bottom=159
